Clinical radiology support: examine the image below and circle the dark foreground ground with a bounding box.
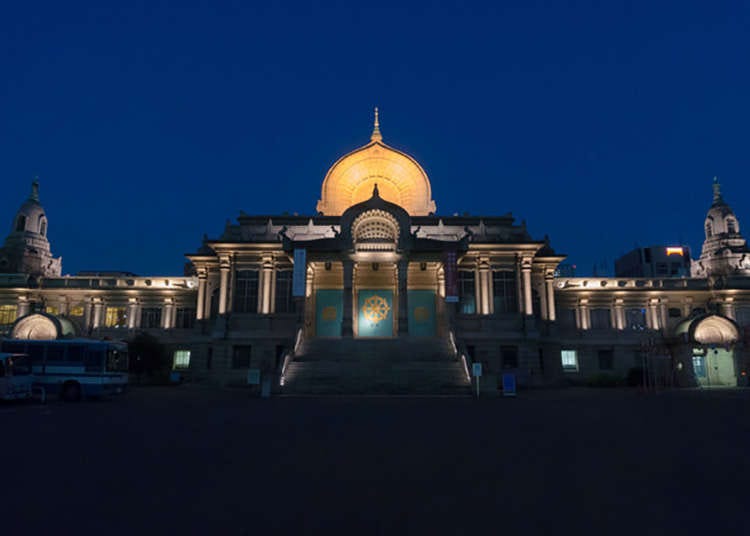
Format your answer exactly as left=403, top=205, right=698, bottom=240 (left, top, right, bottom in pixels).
left=2, top=386, right=749, bottom=535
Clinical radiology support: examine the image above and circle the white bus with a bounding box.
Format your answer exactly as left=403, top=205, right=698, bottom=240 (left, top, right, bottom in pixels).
left=0, top=353, right=33, bottom=401
left=0, top=339, right=129, bottom=402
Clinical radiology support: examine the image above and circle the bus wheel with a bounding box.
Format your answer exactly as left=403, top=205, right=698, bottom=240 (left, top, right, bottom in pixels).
left=61, top=382, right=82, bottom=402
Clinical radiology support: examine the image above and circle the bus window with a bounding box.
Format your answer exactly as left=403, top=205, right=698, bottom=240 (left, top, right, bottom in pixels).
left=107, top=349, right=128, bottom=372
left=2, top=341, right=26, bottom=354
left=84, top=347, right=106, bottom=372
left=9, top=356, right=30, bottom=375
left=0, top=360, right=5, bottom=378
left=27, top=345, right=45, bottom=363
left=46, top=345, right=66, bottom=362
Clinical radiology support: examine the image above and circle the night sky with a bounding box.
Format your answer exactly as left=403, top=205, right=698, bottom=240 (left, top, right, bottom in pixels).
left=2, top=1, right=749, bottom=276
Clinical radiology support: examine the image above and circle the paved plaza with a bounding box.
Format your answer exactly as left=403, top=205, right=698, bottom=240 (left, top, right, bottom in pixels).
left=2, top=387, right=749, bottom=535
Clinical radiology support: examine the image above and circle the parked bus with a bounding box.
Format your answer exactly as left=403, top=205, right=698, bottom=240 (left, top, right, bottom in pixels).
left=0, top=339, right=128, bottom=402
left=0, top=353, right=33, bottom=401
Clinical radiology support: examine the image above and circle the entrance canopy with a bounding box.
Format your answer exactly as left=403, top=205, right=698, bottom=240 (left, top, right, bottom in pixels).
left=675, top=314, right=739, bottom=345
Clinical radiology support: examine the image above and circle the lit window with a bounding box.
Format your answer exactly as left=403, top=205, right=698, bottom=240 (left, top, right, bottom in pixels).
left=561, top=349, right=578, bottom=371
left=104, top=307, right=127, bottom=328
left=0, top=304, right=17, bottom=327
left=68, top=305, right=84, bottom=317
left=45, top=305, right=59, bottom=315
left=173, top=350, right=191, bottom=369
left=458, top=271, right=476, bottom=314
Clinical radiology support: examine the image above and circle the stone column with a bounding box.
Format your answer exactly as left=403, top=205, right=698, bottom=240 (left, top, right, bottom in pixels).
left=577, top=298, right=589, bottom=330
left=613, top=298, right=625, bottom=330
left=545, top=270, right=556, bottom=321
left=260, top=257, right=273, bottom=314
left=127, top=298, right=138, bottom=329
left=196, top=269, right=207, bottom=320
left=342, top=259, right=354, bottom=336
left=92, top=298, right=103, bottom=329
left=478, top=259, right=491, bottom=315
left=522, top=257, right=533, bottom=316
left=16, top=296, right=30, bottom=318
left=437, top=266, right=445, bottom=299
left=83, top=301, right=92, bottom=329
left=218, top=256, right=230, bottom=315
left=721, top=297, right=736, bottom=320
left=647, top=298, right=660, bottom=330
left=162, top=299, right=175, bottom=329
left=398, top=259, right=409, bottom=334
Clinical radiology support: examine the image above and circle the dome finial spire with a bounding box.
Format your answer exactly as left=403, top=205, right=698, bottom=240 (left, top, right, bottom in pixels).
left=712, top=176, right=723, bottom=204
left=370, top=106, right=382, bottom=142
left=30, top=177, right=40, bottom=202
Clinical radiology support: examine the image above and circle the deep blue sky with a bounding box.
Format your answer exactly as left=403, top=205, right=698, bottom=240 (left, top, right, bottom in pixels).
left=2, top=1, right=749, bottom=276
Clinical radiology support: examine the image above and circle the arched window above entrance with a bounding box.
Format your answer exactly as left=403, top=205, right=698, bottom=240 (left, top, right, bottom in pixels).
left=352, top=209, right=399, bottom=252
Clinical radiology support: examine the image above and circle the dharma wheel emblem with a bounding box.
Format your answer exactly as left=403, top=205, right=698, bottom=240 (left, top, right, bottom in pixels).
left=361, top=295, right=391, bottom=325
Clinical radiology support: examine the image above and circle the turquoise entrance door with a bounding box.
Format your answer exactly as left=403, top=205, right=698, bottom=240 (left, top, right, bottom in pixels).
left=357, top=289, right=394, bottom=337
left=315, top=289, right=342, bottom=337
left=408, top=290, right=436, bottom=336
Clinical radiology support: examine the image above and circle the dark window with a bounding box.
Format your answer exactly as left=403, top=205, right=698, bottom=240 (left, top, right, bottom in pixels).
left=626, top=309, right=647, bottom=330
left=174, top=308, right=195, bottom=329
left=232, top=345, right=252, bottom=369
left=15, top=216, right=26, bottom=232
left=706, top=222, right=712, bottom=237
left=590, top=309, right=610, bottom=329
left=458, top=271, right=476, bottom=314
left=140, top=307, right=162, bottom=329
left=727, top=219, right=737, bottom=234
left=274, top=271, right=294, bottom=313
left=501, top=346, right=518, bottom=369
left=492, top=270, right=517, bottom=313
left=655, top=263, right=668, bottom=276
left=598, top=349, right=614, bottom=370
left=206, top=347, right=213, bottom=370
left=234, top=270, right=259, bottom=313
left=644, top=248, right=652, bottom=263
left=668, top=308, right=682, bottom=318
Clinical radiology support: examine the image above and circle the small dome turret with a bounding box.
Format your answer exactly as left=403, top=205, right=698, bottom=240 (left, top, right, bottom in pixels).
left=0, top=180, right=62, bottom=276
left=692, top=178, right=750, bottom=278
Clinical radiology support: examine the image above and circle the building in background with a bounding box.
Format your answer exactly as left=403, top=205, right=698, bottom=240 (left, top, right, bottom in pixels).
left=614, top=246, right=691, bottom=278
left=0, top=114, right=748, bottom=393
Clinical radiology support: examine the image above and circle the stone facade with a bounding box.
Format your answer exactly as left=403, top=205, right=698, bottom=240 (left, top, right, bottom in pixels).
left=1, top=117, right=749, bottom=392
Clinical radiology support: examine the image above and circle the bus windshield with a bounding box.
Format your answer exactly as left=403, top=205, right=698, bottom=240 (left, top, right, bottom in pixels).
left=107, top=349, right=129, bottom=372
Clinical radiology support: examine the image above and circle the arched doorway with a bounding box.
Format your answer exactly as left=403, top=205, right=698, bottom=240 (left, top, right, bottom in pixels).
left=674, top=314, right=739, bottom=387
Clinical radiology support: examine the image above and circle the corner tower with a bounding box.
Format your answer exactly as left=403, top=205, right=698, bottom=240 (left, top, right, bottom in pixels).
left=692, top=177, right=750, bottom=277
left=0, top=181, right=62, bottom=277
left=316, top=109, right=437, bottom=216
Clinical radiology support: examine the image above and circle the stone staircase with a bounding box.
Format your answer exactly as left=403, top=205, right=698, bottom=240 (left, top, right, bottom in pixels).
left=282, top=337, right=471, bottom=395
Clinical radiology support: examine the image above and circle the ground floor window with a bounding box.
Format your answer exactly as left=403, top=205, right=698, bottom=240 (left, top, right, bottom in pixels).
left=561, top=349, right=578, bottom=371
left=501, top=346, right=518, bottom=369
left=232, top=345, right=252, bottom=369
left=173, top=350, right=191, bottom=369
left=598, top=349, right=614, bottom=370
left=105, top=306, right=127, bottom=328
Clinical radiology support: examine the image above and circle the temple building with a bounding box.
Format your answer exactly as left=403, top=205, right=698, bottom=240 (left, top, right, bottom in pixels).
left=1, top=111, right=749, bottom=393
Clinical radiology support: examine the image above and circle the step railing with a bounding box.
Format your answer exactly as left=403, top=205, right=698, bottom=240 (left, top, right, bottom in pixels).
left=280, top=327, right=304, bottom=387
left=449, top=330, right=472, bottom=383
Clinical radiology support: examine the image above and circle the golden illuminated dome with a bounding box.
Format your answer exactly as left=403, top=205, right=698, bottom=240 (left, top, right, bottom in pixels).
left=317, top=109, right=436, bottom=216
